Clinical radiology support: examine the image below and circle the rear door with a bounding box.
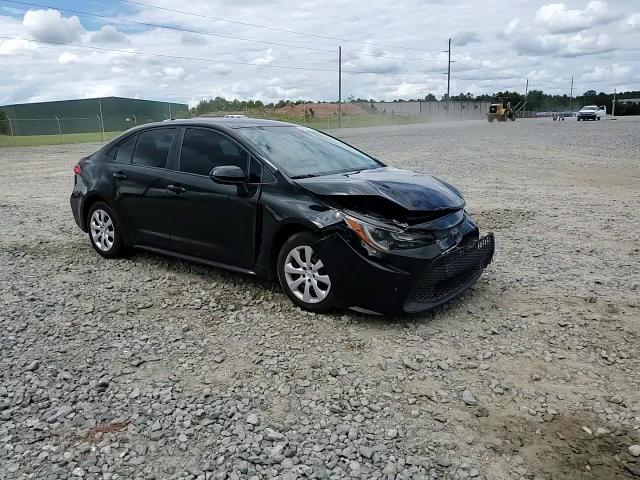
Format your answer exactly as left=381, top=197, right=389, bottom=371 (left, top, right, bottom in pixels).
left=111, top=127, right=178, bottom=247
left=166, top=127, right=260, bottom=269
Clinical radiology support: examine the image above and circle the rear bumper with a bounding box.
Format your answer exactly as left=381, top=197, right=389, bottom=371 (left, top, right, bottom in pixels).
left=316, top=224, right=495, bottom=315
left=70, top=175, right=87, bottom=231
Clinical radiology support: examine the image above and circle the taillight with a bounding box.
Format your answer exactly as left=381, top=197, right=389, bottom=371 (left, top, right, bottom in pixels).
left=73, top=164, right=81, bottom=175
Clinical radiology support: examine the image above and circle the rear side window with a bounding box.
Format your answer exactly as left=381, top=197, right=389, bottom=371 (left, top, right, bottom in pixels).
left=179, top=128, right=248, bottom=176
left=115, top=135, right=137, bottom=163
left=132, top=128, right=176, bottom=168
left=105, top=134, right=136, bottom=163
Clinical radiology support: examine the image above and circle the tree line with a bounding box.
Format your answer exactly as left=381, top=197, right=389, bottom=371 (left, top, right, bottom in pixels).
left=190, top=90, right=640, bottom=117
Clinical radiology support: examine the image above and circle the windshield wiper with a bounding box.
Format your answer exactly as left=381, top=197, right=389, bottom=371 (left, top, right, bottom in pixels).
left=290, top=173, right=320, bottom=179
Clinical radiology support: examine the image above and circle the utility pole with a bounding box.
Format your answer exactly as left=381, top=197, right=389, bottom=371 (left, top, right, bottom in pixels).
left=97, top=99, right=105, bottom=141
left=569, top=76, right=574, bottom=111
left=612, top=88, right=616, bottom=116
left=55, top=115, right=62, bottom=143
left=338, top=45, right=342, bottom=128
left=522, top=78, right=529, bottom=117
left=446, top=38, right=451, bottom=103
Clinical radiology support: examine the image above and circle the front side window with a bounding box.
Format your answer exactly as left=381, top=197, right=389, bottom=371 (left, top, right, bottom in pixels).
left=132, top=128, right=176, bottom=168
left=236, top=126, right=380, bottom=178
left=179, top=128, right=248, bottom=176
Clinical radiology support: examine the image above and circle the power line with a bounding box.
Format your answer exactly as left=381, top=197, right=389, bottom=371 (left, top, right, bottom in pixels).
left=0, top=35, right=448, bottom=76
left=118, top=0, right=446, bottom=53
left=4, top=0, right=336, bottom=54
left=4, top=0, right=448, bottom=63
left=0, top=35, right=338, bottom=71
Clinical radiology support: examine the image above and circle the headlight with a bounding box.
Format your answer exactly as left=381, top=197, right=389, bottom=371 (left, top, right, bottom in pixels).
left=343, top=214, right=434, bottom=252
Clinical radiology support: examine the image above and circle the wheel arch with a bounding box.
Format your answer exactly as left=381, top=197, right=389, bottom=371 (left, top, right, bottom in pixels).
left=81, top=193, right=110, bottom=231
left=269, top=222, right=316, bottom=276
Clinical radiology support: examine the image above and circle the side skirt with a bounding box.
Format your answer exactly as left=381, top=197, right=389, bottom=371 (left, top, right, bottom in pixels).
left=133, top=245, right=257, bottom=276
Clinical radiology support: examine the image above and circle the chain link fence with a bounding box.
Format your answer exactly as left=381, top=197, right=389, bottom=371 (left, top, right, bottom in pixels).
left=0, top=113, right=182, bottom=146
left=0, top=97, right=189, bottom=147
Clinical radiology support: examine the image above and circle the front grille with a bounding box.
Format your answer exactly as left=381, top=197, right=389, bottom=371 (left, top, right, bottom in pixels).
left=410, top=234, right=494, bottom=305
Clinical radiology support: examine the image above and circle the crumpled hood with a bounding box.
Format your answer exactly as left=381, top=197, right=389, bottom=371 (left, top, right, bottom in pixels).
left=294, top=167, right=465, bottom=211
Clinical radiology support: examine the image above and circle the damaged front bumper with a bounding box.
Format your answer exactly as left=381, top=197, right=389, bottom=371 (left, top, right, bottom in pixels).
left=315, top=219, right=495, bottom=315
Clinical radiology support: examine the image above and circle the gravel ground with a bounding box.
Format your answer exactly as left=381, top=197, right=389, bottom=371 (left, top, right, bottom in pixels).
left=1, top=117, right=639, bottom=480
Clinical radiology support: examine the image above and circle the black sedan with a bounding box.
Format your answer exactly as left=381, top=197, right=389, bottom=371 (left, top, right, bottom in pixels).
left=70, top=118, right=494, bottom=314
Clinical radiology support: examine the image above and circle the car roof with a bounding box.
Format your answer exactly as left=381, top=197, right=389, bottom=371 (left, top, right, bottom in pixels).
left=141, top=117, right=296, bottom=129
left=100, top=117, right=301, bottom=154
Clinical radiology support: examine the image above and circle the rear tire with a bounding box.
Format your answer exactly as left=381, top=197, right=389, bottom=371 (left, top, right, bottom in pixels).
left=277, top=232, right=336, bottom=312
left=87, top=202, right=124, bottom=258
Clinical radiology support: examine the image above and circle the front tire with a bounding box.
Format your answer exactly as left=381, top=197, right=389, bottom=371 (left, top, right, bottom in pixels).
left=277, top=232, right=336, bottom=312
left=87, top=202, right=124, bottom=258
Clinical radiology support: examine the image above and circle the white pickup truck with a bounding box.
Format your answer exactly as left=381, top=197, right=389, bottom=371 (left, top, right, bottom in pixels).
left=577, top=105, right=606, bottom=121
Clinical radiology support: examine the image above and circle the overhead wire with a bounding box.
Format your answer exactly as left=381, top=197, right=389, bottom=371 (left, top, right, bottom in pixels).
left=117, top=0, right=447, bottom=53
left=3, top=0, right=448, bottom=62
left=0, top=35, right=450, bottom=76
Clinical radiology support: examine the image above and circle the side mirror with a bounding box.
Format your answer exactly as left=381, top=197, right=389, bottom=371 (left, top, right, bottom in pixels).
left=210, top=165, right=247, bottom=185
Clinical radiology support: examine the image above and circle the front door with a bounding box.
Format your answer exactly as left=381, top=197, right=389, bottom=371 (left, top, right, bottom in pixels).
left=167, top=127, right=259, bottom=270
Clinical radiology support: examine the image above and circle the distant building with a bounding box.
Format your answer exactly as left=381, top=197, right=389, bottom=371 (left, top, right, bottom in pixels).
left=0, top=96, right=189, bottom=136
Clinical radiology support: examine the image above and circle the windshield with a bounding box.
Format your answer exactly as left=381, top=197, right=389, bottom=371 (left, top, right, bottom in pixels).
left=582, top=106, right=597, bottom=111
left=236, top=126, right=381, bottom=178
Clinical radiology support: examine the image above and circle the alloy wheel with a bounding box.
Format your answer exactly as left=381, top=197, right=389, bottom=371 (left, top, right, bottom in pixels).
left=283, top=245, right=331, bottom=303
left=90, top=209, right=115, bottom=252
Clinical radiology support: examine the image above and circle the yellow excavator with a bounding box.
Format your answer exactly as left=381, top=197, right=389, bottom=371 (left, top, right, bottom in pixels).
left=487, top=97, right=516, bottom=122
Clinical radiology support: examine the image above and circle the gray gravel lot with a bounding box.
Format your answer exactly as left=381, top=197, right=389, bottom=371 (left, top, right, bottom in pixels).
left=1, top=117, right=639, bottom=480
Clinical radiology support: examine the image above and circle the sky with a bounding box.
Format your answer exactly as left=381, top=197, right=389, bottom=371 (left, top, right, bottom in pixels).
left=0, top=0, right=639, bottom=106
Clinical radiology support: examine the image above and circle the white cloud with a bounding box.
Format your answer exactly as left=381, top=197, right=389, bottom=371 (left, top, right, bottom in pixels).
left=559, top=32, right=613, bottom=57
left=0, top=0, right=638, bottom=104
left=252, top=48, right=274, bottom=66
left=0, top=38, right=37, bottom=55
left=392, top=82, right=429, bottom=97
left=23, top=9, right=85, bottom=43
left=58, top=51, right=79, bottom=64
left=507, top=18, right=614, bottom=57
left=452, top=31, right=480, bottom=46
left=583, top=63, right=633, bottom=82
left=343, top=45, right=404, bottom=74
left=161, top=66, right=185, bottom=80
left=534, top=1, right=621, bottom=34
left=82, top=84, right=120, bottom=98
left=181, top=32, right=207, bottom=45
left=208, top=64, right=232, bottom=75
left=90, top=25, right=129, bottom=44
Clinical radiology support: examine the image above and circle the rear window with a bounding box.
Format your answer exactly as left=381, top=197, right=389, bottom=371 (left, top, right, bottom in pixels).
left=132, top=128, right=176, bottom=168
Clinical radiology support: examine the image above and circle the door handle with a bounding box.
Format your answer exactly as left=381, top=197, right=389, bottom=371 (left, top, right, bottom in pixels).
left=167, top=184, right=186, bottom=194
left=113, top=172, right=127, bottom=180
